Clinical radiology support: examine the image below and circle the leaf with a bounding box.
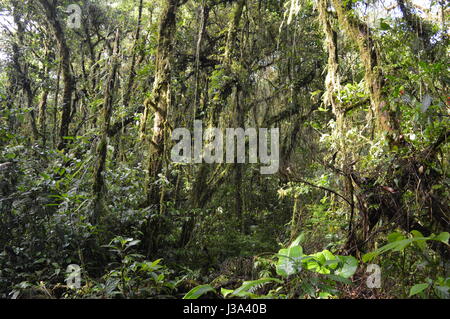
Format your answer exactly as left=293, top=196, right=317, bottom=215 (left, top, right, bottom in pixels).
left=311, top=90, right=322, bottom=97
left=433, top=232, right=449, bottom=244
left=409, top=283, right=429, bottom=297
left=125, top=239, right=141, bottom=249
left=365, top=230, right=450, bottom=263
left=290, top=233, right=305, bottom=248
left=183, top=285, right=216, bottom=299
left=363, top=235, right=427, bottom=262
left=105, top=278, right=120, bottom=295
left=410, top=230, right=423, bottom=237
left=276, top=245, right=303, bottom=277
left=150, top=259, right=162, bottom=267
left=231, top=278, right=282, bottom=297
left=221, top=288, right=233, bottom=298
left=391, top=238, right=413, bottom=252
left=322, top=250, right=335, bottom=261
left=433, top=285, right=450, bottom=299
left=411, top=230, right=426, bottom=250
left=301, top=282, right=315, bottom=297
left=318, top=291, right=333, bottom=299
left=335, top=256, right=358, bottom=278
left=387, top=232, right=405, bottom=243
left=362, top=251, right=377, bottom=263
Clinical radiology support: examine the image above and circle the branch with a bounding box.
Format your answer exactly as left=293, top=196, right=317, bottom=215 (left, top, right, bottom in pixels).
left=288, top=175, right=352, bottom=206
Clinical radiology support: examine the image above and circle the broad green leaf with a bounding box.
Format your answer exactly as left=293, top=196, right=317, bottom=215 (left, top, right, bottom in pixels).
left=322, top=250, right=335, bottom=261
left=363, top=234, right=433, bottom=262
left=409, top=283, right=429, bottom=297
left=391, top=238, right=413, bottom=252
left=387, top=232, right=405, bottom=243
left=433, top=232, right=449, bottom=244
left=276, top=245, right=303, bottom=277
left=183, top=284, right=216, bottom=299
left=411, top=230, right=426, bottom=250
left=290, top=233, right=305, bottom=248
left=335, top=256, right=358, bottom=278
left=312, top=251, right=326, bottom=265
left=303, top=252, right=331, bottom=274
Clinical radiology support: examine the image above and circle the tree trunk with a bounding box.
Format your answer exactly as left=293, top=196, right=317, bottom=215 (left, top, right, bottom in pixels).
left=330, top=0, right=401, bottom=146
left=142, top=0, right=181, bottom=256
left=40, top=0, right=74, bottom=150
left=91, top=30, right=120, bottom=225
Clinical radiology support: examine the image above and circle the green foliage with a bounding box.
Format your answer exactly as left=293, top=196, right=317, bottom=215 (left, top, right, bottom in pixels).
left=183, top=284, right=216, bottom=299
left=189, top=234, right=358, bottom=299
left=409, top=277, right=450, bottom=299
left=222, top=278, right=283, bottom=298
left=363, top=231, right=450, bottom=262
left=271, top=235, right=358, bottom=298
left=0, top=0, right=448, bottom=300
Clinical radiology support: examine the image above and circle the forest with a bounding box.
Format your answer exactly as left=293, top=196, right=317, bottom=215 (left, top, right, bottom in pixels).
left=0, top=0, right=448, bottom=300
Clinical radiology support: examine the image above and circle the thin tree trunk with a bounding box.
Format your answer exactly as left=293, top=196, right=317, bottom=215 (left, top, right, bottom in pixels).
left=53, top=62, right=61, bottom=148
left=92, top=30, right=121, bottom=225
left=193, top=1, right=209, bottom=119
left=38, top=45, right=50, bottom=146
left=11, top=1, right=39, bottom=141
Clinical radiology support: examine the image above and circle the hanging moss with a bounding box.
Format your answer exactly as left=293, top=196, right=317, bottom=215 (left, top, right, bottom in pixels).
left=330, top=0, right=401, bottom=146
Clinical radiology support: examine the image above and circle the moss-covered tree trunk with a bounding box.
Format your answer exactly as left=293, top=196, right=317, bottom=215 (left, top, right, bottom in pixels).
left=141, top=0, right=179, bottom=206
left=10, top=1, right=39, bottom=141
left=141, top=0, right=182, bottom=255
left=330, top=0, right=401, bottom=146
left=318, top=0, right=356, bottom=247
left=91, top=30, right=120, bottom=225
left=39, top=0, right=74, bottom=150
